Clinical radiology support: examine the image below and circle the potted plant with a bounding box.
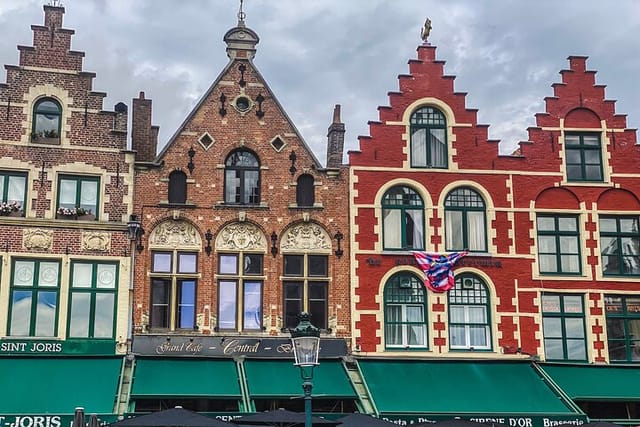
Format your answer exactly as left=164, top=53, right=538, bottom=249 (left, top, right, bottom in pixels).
left=0, top=201, right=22, bottom=217
left=57, top=206, right=94, bottom=220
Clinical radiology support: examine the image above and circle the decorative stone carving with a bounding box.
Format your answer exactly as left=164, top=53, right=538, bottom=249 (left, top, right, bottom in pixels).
left=215, top=222, right=266, bottom=251
left=281, top=223, right=331, bottom=252
left=149, top=220, right=201, bottom=248
left=23, top=229, right=53, bottom=251
left=82, top=232, right=110, bottom=252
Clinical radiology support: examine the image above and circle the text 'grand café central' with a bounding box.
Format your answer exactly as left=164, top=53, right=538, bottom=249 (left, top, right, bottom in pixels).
left=1, top=3, right=640, bottom=427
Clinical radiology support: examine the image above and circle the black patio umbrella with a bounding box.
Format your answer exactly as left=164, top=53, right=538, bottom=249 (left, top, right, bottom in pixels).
left=109, top=407, right=235, bottom=427
left=335, top=413, right=398, bottom=427
left=72, top=408, right=86, bottom=427
left=87, top=414, right=100, bottom=427
left=231, top=409, right=339, bottom=427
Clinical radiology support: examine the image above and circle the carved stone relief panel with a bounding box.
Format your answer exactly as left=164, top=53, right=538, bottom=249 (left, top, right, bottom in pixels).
left=215, top=222, right=266, bottom=251
left=23, top=229, right=53, bottom=251
left=82, top=232, right=110, bottom=252
left=149, top=220, right=201, bottom=248
left=281, top=223, right=331, bottom=252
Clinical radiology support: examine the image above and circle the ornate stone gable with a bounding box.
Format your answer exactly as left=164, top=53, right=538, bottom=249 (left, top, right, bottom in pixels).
left=281, top=223, right=331, bottom=252
left=215, top=222, right=266, bottom=251
left=149, top=220, right=201, bottom=248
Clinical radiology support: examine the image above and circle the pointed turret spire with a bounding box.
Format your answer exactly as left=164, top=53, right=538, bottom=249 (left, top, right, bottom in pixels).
left=224, top=0, right=259, bottom=60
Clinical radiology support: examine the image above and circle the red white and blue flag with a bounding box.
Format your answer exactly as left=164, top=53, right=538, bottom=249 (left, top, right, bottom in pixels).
left=412, top=251, right=468, bottom=293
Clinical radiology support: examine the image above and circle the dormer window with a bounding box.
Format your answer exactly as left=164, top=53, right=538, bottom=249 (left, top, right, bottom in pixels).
left=32, top=98, right=61, bottom=143
left=410, top=106, right=447, bottom=168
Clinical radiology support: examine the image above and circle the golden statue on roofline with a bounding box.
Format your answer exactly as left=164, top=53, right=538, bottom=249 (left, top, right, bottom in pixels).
left=421, top=18, right=432, bottom=42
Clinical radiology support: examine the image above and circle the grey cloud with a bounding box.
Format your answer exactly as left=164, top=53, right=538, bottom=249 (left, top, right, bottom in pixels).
left=0, top=0, right=637, bottom=161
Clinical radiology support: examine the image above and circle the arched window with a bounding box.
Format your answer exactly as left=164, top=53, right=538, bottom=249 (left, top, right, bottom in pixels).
left=168, top=170, right=187, bottom=204
left=384, top=272, right=428, bottom=348
left=382, top=186, right=424, bottom=250
left=33, top=98, right=62, bottom=141
left=445, top=187, right=486, bottom=252
left=448, top=274, right=491, bottom=350
left=296, top=174, right=315, bottom=207
left=225, top=150, right=260, bottom=205
left=410, top=106, right=447, bottom=168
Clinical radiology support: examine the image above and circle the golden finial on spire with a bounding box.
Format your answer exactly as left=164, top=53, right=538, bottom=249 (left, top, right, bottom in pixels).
left=421, top=18, right=432, bottom=43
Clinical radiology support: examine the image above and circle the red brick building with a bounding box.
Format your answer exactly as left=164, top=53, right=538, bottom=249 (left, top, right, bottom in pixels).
left=0, top=4, right=135, bottom=420
left=348, top=34, right=640, bottom=423
left=126, top=13, right=353, bottom=414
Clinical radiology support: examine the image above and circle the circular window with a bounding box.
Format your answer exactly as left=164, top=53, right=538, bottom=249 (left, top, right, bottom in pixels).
left=235, top=96, right=251, bottom=112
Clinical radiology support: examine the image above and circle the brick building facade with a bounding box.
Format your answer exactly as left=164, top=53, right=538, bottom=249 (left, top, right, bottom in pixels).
left=348, top=34, right=640, bottom=423
left=0, top=4, right=135, bottom=420
left=125, top=13, right=353, bottom=414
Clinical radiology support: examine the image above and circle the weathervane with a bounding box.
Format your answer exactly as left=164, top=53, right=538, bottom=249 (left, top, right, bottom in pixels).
left=238, top=0, right=246, bottom=23
left=421, top=18, right=432, bottom=43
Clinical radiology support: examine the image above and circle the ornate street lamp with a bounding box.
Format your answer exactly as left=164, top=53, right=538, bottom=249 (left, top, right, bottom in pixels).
left=290, top=312, right=320, bottom=427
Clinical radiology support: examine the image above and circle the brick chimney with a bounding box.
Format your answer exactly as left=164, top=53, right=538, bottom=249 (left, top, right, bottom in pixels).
left=131, top=92, right=158, bottom=161
left=326, top=104, right=345, bottom=169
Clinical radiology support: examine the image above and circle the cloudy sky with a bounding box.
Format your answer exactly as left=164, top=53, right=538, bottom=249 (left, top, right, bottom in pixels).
left=0, top=0, right=638, bottom=161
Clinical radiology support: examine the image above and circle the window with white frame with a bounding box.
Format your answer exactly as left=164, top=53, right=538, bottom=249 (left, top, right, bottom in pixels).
left=8, top=259, right=60, bottom=337
left=384, top=272, right=428, bottom=349
left=445, top=187, right=486, bottom=252
left=448, top=274, right=491, bottom=350
left=410, top=106, right=447, bottom=168
left=382, top=186, right=424, bottom=250
left=537, top=215, right=581, bottom=274
left=68, top=261, right=117, bottom=338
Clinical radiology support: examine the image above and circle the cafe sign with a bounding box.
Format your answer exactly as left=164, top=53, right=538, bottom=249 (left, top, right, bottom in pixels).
left=132, top=335, right=348, bottom=358
left=0, top=339, right=115, bottom=356
left=0, top=415, right=117, bottom=427
left=378, top=415, right=588, bottom=427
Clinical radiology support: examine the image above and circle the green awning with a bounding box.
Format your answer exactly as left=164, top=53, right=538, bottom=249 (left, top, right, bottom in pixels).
left=131, top=358, right=241, bottom=398
left=541, top=364, right=640, bottom=401
left=358, top=359, right=578, bottom=415
left=244, top=360, right=356, bottom=398
left=0, top=356, right=122, bottom=414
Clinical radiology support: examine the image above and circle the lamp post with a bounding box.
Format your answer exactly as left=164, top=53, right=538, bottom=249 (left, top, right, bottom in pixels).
left=290, top=312, right=320, bottom=427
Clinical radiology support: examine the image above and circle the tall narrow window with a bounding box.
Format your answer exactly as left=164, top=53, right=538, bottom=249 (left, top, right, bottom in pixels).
left=410, top=106, right=447, bottom=168
left=600, top=216, right=640, bottom=276
left=382, top=186, right=424, bottom=250
left=168, top=170, right=187, bottom=204
left=565, top=133, right=603, bottom=182
left=68, top=261, right=117, bottom=338
left=296, top=174, right=315, bottom=207
left=224, top=150, right=260, bottom=205
left=0, top=171, right=27, bottom=216
left=33, top=98, right=61, bottom=141
left=448, top=274, right=491, bottom=350
left=537, top=215, right=581, bottom=274
left=217, top=252, right=264, bottom=331
left=445, top=188, right=486, bottom=252
left=605, top=295, right=640, bottom=362
left=384, top=273, right=428, bottom=349
left=8, top=259, right=60, bottom=337
left=542, top=294, right=587, bottom=361
left=283, top=254, right=328, bottom=330
left=57, top=175, right=99, bottom=219
left=150, top=251, right=197, bottom=330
